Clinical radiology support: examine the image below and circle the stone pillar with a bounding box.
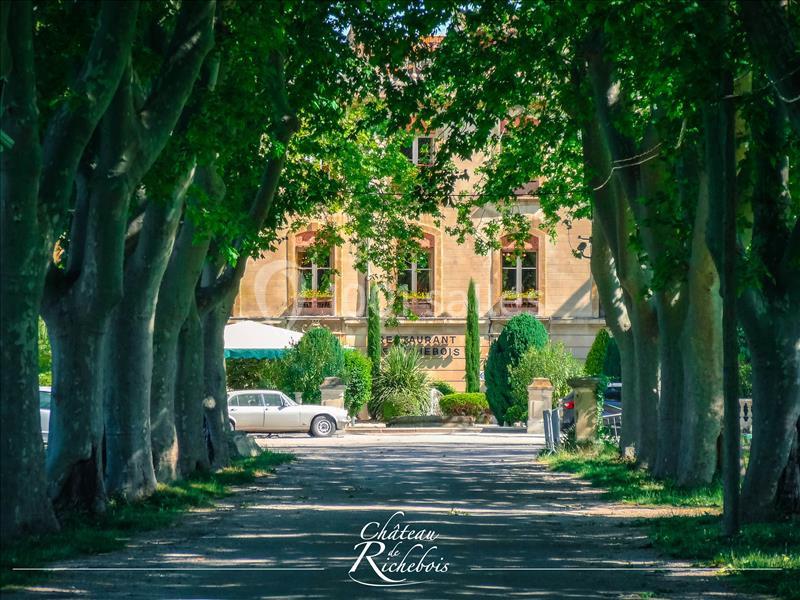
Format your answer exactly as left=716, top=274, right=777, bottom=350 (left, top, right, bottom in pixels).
left=527, top=378, right=553, bottom=434
left=294, top=392, right=303, bottom=405
left=568, top=376, right=601, bottom=442
left=319, top=376, right=346, bottom=409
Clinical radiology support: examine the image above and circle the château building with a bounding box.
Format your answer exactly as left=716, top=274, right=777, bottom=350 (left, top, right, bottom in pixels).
left=232, top=132, right=604, bottom=391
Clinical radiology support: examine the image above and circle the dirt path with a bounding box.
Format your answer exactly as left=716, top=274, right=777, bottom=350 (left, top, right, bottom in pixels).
left=11, top=432, right=759, bottom=599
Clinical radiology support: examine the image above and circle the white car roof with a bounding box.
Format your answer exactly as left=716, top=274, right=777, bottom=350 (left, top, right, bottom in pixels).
left=228, top=389, right=283, bottom=395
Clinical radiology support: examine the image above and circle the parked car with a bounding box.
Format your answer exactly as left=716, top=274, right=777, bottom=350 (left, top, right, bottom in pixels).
left=39, top=386, right=51, bottom=444
left=560, top=382, right=622, bottom=427
left=227, top=390, right=348, bottom=437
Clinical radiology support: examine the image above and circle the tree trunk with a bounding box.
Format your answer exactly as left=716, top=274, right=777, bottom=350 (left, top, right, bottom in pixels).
left=678, top=176, right=723, bottom=487
left=740, top=323, right=800, bottom=521
left=202, top=291, right=235, bottom=469
left=42, top=166, right=130, bottom=513
left=45, top=317, right=108, bottom=514
left=629, top=299, right=659, bottom=468
left=589, top=217, right=637, bottom=452
left=104, top=174, right=187, bottom=499
left=652, top=290, right=687, bottom=480
left=0, top=275, right=58, bottom=536
left=103, top=310, right=158, bottom=500
left=175, top=299, right=211, bottom=476
left=151, top=167, right=219, bottom=481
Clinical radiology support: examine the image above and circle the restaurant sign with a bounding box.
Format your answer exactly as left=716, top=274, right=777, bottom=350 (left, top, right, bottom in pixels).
left=381, top=335, right=461, bottom=358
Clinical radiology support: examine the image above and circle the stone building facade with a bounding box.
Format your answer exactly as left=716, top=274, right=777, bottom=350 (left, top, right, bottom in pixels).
left=232, top=136, right=604, bottom=391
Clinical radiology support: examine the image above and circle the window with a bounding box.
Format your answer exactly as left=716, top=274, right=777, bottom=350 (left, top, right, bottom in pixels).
left=39, top=390, right=51, bottom=410
left=403, top=136, right=436, bottom=166
left=502, top=250, right=537, bottom=296
left=234, top=393, right=263, bottom=408
left=294, top=231, right=335, bottom=316
left=398, top=250, right=431, bottom=297
left=297, top=247, right=332, bottom=296
left=263, top=393, right=283, bottom=407
left=397, top=235, right=434, bottom=317
left=501, top=235, right=539, bottom=313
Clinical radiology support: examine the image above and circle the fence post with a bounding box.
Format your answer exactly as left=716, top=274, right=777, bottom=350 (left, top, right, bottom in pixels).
left=527, top=378, right=553, bottom=434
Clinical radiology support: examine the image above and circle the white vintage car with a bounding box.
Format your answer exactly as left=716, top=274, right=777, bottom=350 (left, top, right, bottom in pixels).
left=39, top=386, right=51, bottom=444
left=227, top=390, right=348, bottom=437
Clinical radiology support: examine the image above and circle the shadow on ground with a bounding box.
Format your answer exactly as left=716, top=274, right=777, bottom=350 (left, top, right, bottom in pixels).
left=11, top=437, right=750, bottom=599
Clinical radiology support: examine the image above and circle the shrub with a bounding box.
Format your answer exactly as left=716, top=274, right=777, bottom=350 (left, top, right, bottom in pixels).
left=226, top=358, right=264, bottom=390
left=508, top=342, right=584, bottom=422
left=343, top=350, right=372, bottom=416
left=431, top=380, right=456, bottom=396
left=225, top=358, right=287, bottom=391
left=282, top=327, right=344, bottom=404
left=485, top=314, right=548, bottom=424
left=38, top=318, right=52, bottom=386
left=370, top=345, right=430, bottom=420
left=603, top=337, right=621, bottom=380
left=585, top=329, right=611, bottom=376
left=465, top=279, right=481, bottom=392
left=440, top=393, right=489, bottom=419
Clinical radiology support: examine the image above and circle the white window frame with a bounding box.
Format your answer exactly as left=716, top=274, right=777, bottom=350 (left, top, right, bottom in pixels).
left=412, top=136, right=435, bottom=166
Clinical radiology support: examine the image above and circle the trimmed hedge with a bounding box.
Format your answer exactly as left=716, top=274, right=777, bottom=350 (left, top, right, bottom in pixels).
left=343, top=349, right=371, bottom=416
left=485, top=314, right=549, bottom=424
left=585, top=329, right=611, bottom=376
left=440, top=393, right=489, bottom=419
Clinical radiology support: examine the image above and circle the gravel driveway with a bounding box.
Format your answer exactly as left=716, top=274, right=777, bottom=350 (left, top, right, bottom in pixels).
left=11, top=432, right=756, bottom=599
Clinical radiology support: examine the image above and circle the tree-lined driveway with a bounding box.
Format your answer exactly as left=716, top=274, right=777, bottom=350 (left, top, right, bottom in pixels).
left=13, top=432, right=752, bottom=599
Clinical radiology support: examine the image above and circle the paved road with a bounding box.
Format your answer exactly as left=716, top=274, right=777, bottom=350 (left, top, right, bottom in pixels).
left=13, top=432, right=751, bottom=599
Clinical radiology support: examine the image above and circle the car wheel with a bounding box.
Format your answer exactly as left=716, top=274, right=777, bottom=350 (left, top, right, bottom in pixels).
left=310, top=415, right=335, bottom=438
left=229, top=419, right=236, bottom=431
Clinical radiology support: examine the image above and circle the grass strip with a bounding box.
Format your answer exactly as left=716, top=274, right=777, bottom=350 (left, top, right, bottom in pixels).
left=540, top=444, right=799, bottom=599
left=1, top=451, right=294, bottom=589
left=539, top=443, right=721, bottom=507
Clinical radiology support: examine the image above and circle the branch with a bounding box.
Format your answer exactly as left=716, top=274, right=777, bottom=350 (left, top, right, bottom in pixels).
left=739, top=0, right=800, bottom=136
left=131, top=0, right=215, bottom=182
left=39, top=0, right=140, bottom=246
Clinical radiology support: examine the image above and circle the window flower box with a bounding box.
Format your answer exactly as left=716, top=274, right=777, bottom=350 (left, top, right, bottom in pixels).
left=296, top=289, right=334, bottom=316
left=399, top=292, right=434, bottom=317
left=501, top=290, right=539, bottom=314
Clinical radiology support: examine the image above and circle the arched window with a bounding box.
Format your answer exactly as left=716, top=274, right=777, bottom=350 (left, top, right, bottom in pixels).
left=501, top=235, right=539, bottom=313
left=295, top=231, right=333, bottom=315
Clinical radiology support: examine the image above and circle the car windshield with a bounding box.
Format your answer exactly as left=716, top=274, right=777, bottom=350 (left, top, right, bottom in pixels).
left=281, top=394, right=297, bottom=406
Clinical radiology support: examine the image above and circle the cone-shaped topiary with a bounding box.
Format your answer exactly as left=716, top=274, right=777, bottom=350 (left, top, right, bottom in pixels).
left=367, top=283, right=381, bottom=381
left=585, top=329, right=611, bottom=376
left=465, top=279, right=481, bottom=393
left=485, top=314, right=548, bottom=424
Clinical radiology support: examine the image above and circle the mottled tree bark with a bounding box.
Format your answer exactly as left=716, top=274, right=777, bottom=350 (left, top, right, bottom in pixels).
left=151, top=167, right=220, bottom=481
left=678, top=175, right=723, bottom=487
left=44, top=0, right=214, bottom=509
left=652, top=289, right=687, bottom=480
left=201, top=287, right=236, bottom=469
left=174, top=299, right=211, bottom=476
left=1, top=0, right=137, bottom=538
left=740, top=324, right=800, bottom=520
left=104, top=174, right=189, bottom=499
